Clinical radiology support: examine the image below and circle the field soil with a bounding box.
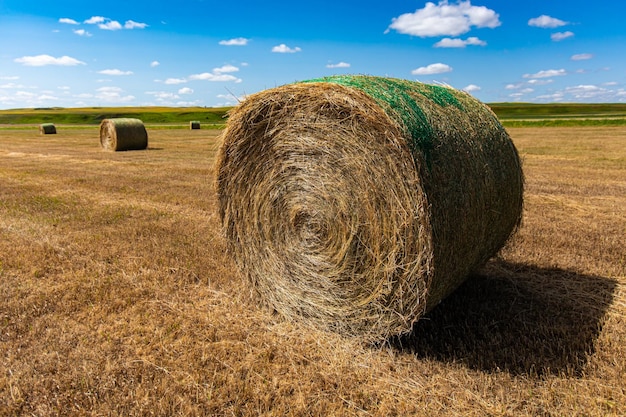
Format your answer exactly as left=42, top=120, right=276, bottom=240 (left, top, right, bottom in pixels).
left=1, top=126, right=624, bottom=416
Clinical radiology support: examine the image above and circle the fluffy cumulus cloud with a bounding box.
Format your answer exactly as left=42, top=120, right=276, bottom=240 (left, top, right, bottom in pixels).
left=124, top=20, right=148, bottom=29
left=272, top=44, right=301, bottom=53
left=150, top=61, right=160, bottom=67
left=326, top=62, right=351, bottom=68
left=462, top=84, right=481, bottom=92
left=14, top=54, right=86, bottom=67
left=434, top=36, right=486, bottom=47
left=213, top=64, right=239, bottom=74
left=523, top=69, right=567, bottom=79
left=164, top=78, right=187, bottom=85
left=59, top=18, right=79, bottom=25
left=95, top=86, right=135, bottom=103
left=528, top=15, right=568, bottom=28
left=147, top=91, right=180, bottom=100
left=73, top=29, right=92, bottom=37
left=83, top=16, right=147, bottom=31
left=178, top=87, right=194, bottom=95
left=188, top=64, right=242, bottom=83
left=219, top=37, right=249, bottom=46
left=98, top=69, right=133, bottom=76
left=387, top=0, right=500, bottom=37
left=412, top=63, right=452, bottom=75
left=84, top=16, right=105, bottom=24
left=551, top=31, right=574, bottom=41
left=99, top=20, right=123, bottom=30
left=527, top=79, right=554, bottom=86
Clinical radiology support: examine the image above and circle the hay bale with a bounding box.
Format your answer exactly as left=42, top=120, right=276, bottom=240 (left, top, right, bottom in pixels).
left=190, top=121, right=201, bottom=129
left=99, top=118, right=148, bottom=151
left=39, top=123, right=56, bottom=134
left=216, top=75, right=524, bottom=341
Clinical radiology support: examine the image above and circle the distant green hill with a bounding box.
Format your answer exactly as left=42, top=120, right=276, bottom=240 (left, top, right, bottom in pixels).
left=0, top=106, right=232, bottom=126
left=1, top=103, right=626, bottom=127
left=488, top=102, right=626, bottom=126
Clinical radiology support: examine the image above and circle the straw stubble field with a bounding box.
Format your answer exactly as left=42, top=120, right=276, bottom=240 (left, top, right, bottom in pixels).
left=0, top=125, right=624, bottom=416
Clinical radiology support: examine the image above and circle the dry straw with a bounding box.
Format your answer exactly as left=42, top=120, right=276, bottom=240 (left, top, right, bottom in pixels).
left=39, top=123, right=57, bottom=134
left=99, top=118, right=148, bottom=151
left=190, top=121, right=201, bottom=129
left=216, top=75, right=524, bottom=341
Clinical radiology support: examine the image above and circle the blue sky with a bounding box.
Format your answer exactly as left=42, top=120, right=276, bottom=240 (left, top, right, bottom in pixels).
left=1, top=0, right=625, bottom=109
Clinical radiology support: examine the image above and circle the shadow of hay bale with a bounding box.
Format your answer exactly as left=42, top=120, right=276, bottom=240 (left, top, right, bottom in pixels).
left=391, top=259, right=616, bottom=376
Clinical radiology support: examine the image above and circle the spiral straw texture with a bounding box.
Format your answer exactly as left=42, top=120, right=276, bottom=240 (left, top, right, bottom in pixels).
left=216, top=75, right=523, bottom=341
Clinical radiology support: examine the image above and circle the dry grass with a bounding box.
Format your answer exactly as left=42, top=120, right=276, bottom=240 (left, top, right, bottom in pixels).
left=0, top=126, right=624, bottom=416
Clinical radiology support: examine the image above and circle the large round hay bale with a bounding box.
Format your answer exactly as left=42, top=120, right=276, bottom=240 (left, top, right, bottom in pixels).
left=190, top=121, right=201, bottom=129
left=39, top=123, right=56, bottom=134
left=99, top=118, right=148, bottom=151
left=216, top=75, right=524, bottom=341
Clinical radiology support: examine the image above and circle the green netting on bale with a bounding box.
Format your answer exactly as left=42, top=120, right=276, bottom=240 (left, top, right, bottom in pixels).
left=302, top=75, right=464, bottom=160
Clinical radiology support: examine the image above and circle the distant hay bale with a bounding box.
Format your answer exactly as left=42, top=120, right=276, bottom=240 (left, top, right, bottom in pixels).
left=190, top=121, right=201, bottom=129
left=216, top=75, right=524, bottom=341
left=39, top=123, right=56, bottom=134
left=99, top=118, right=148, bottom=151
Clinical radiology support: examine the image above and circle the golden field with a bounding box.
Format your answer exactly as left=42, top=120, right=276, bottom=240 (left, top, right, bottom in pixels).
left=1, top=125, right=624, bottom=416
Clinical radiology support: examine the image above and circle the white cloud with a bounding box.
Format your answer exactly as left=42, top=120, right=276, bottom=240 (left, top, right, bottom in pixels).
left=84, top=16, right=106, bottom=24
left=571, top=53, right=593, bottom=61
left=0, top=82, right=25, bottom=89
left=14, top=54, right=86, bottom=67
left=96, top=86, right=135, bottom=103
left=125, top=20, right=148, bottom=29
left=0, top=76, right=19, bottom=80
left=411, top=63, right=452, bottom=75
left=551, top=31, right=574, bottom=41
left=98, top=69, right=133, bottom=76
left=73, top=29, right=92, bottom=37
left=213, top=64, right=239, bottom=74
left=463, top=84, right=481, bottom=92
left=164, top=78, right=187, bottom=85
left=38, top=94, right=59, bottom=101
left=83, top=16, right=145, bottom=30
left=434, top=36, right=486, bottom=48
left=219, top=37, right=249, bottom=46
left=188, top=73, right=242, bottom=83
left=326, top=62, right=351, bottom=68
left=178, top=87, right=194, bottom=95
left=147, top=91, right=180, bottom=100
left=59, top=18, right=79, bottom=25
left=528, top=15, right=568, bottom=28
left=562, top=84, right=609, bottom=100
left=99, top=20, right=122, bottom=30
left=151, top=61, right=160, bottom=67
left=527, top=79, right=553, bottom=86
left=272, top=44, right=301, bottom=53
left=523, top=69, right=567, bottom=79
left=387, top=0, right=500, bottom=38
left=217, top=93, right=244, bottom=103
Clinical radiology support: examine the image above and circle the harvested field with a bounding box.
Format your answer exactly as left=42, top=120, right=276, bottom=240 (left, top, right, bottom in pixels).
left=0, top=126, right=624, bottom=416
